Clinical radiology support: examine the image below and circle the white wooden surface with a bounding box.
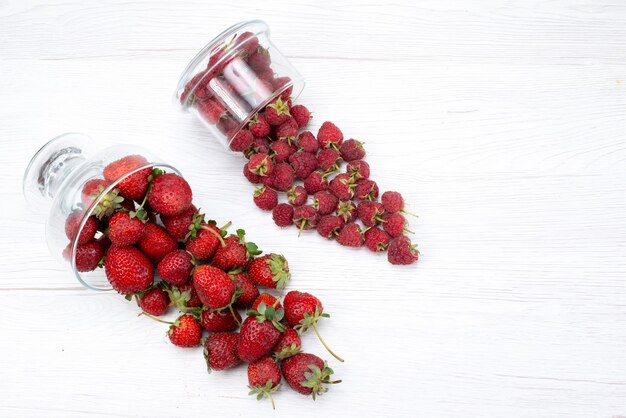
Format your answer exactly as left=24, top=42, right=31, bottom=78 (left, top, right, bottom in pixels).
left=1, top=1, right=626, bottom=417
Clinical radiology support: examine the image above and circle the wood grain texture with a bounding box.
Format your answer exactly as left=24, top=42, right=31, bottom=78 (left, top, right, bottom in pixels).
left=1, top=0, right=626, bottom=417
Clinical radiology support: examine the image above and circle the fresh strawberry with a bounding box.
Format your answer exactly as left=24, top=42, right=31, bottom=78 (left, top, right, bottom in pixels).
left=303, top=171, right=328, bottom=195
left=81, top=178, right=109, bottom=208
left=272, top=326, right=301, bottom=360
left=138, top=223, right=178, bottom=264
left=317, top=148, right=341, bottom=172
left=262, top=162, right=294, bottom=191
left=104, top=246, right=154, bottom=294
left=297, top=131, right=319, bottom=154
left=288, top=151, right=318, bottom=180
left=317, top=121, right=343, bottom=149
left=167, top=283, right=203, bottom=311
left=357, top=201, right=385, bottom=227
left=312, top=191, right=339, bottom=216
left=185, top=217, right=228, bottom=261
left=197, top=98, right=226, bottom=124
left=364, top=227, right=391, bottom=252
left=271, top=140, right=297, bottom=163
left=70, top=240, right=105, bottom=272
left=107, top=211, right=145, bottom=245
left=275, top=118, right=298, bottom=142
left=272, top=76, right=293, bottom=100
left=193, top=265, right=236, bottom=310
left=157, top=250, right=194, bottom=286
left=248, top=356, right=281, bottom=409
left=91, top=188, right=129, bottom=220
left=232, top=271, right=260, bottom=308
left=287, top=185, right=307, bottom=206
left=264, top=97, right=291, bottom=126
left=383, top=212, right=413, bottom=238
left=65, top=211, right=98, bottom=244
left=388, top=236, right=419, bottom=265
left=336, top=222, right=364, bottom=247
left=204, top=332, right=242, bottom=371
left=355, top=178, right=379, bottom=201
left=148, top=172, right=193, bottom=216
left=328, top=173, right=356, bottom=201
left=290, top=105, right=311, bottom=128
left=281, top=353, right=340, bottom=398
left=253, top=187, right=278, bottom=211
left=230, top=129, right=255, bottom=153
left=252, top=293, right=283, bottom=312
left=316, top=215, right=344, bottom=239
left=168, top=314, right=202, bottom=347
left=103, top=155, right=152, bottom=201
left=238, top=302, right=285, bottom=363
left=272, top=203, right=294, bottom=227
left=138, top=286, right=170, bottom=316
left=201, top=308, right=241, bottom=332
left=248, top=254, right=291, bottom=290
left=212, top=230, right=261, bottom=271
left=339, top=138, right=366, bottom=161
left=346, top=159, right=370, bottom=180
left=248, top=153, right=274, bottom=176
left=292, top=206, right=319, bottom=235
left=336, top=200, right=357, bottom=223
left=243, top=163, right=262, bottom=184
left=249, top=114, right=271, bottom=137
left=161, top=205, right=196, bottom=239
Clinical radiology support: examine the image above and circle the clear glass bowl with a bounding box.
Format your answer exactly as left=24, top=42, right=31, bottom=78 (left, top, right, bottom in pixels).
left=174, top=20, right=305, bottom=151
left=23, top=133, right=181, bottom=291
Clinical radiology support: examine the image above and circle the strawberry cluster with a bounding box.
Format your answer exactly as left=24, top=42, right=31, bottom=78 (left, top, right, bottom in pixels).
left=181, top=32, right=419, bottom=266
left=63, top=154, right=342, bottom=407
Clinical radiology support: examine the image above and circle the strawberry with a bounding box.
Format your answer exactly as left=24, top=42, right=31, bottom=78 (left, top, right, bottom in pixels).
left=65, top=211, right=98, bottom=244
left=248, top=356, right=281, bottom=409
left=303, top=171, right=328, bottom=195
left=148, top=172, right=193, bottom=216
left=70, top=240, right=105, bottom=272
left=104, top=246, right=154, bottom=294
left=138, top=223, right=178, bottom=264
left=231, top=271, right=260, bottom=308
left=317, top=148, right=341, bottom=172
left=238, top=302, right=285, bottom=363
left=167, top=283, right=203, bottom=311
left=292, top=206, right=319, bottom=235
left=193, top=265, right=236, bottom=310
left=204, top=332, right=241, bottom=371
left=281, top=353, right=340, bottom=398
left=381, top=191, right=417, bottom=217
left=317, top=121, right=343, bottom=149
left=248, top=153, right=273, bottom=176
left=272, top=76, right=293, bottom=100
left=364, top=227, right=391, bottom=252
left=388, top=236, right=419, bottom=265
left=248, top=254, right=291, bottom=290
left=262, top=162, right=294, bottom=191
left=271, top=140, right=297, bottom=163
left=161, top=205, right=196, bottom=239
left=243, top=163, right=262, bottom=184
left=157, top=250, right=194, bottom=286
left=107, top=211, right=145, bottom=245
left=276, top=118, right=298, bottom=142
left=336, top=222, right=364, bottom=247
left=185, top=217, right=228, bottom=261
left=138, top=286, right=169, bottom=316
left=212, top=230, right=261, bottom=271
left=272, top=203, right=294, bottom=227
left=81, top=178, right=109, bottom=208
left=197, top=98, right=226, bottom=124
left=201, top=308, right=241, bottom=332
left=357, top=201, right=385, bottom=227
left=339, top=138, right=365, bottom=161
left=297, top=131, right=319, bottom=154
left=289, top=151, right=318, bottom=180
left=91, top=188, right=129, bottom=220
left=336, top=200, right=357, bottom=223
left=328, top=173, right=356, bottom=201
left=252, top=293, right=283, bottom=312
left=253, top=187, right=278, bottom=211
left=383, top=212, right=413, bottom=238
left=355, top=178, right=379, bottom=201
left=265, top=97, right=291, bottom=126
left=290, top=104, right=311, bottom=128
left=168, top=314, right=202, bottom=347
left=312, top=191, right=339, bottom=216
left=272, top=326, right=301, bottom=360
left=316, top=215, right=344, bottom=239
left=287, top=185, right=307, bottom=206
left=103, top=155, right=152, bottom=201
left=249, top=114, right=271, bottom=137
left=346, top=159, right=370, bottom=180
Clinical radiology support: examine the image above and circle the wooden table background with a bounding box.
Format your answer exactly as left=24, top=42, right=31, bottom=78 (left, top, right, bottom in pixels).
left=1, top=1, right=625, bottom=417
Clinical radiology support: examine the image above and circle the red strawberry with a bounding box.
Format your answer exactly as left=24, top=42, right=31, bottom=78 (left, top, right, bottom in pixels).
left=253, top=187, right=278, bottom=211
left=69, top=240, right=105, bottom=272
left=91, top=188, right=131, bottom=220
left=230, top=129, right=255, bottom=153
left=168, top=314, right=202, bottom=347
left=81, top=178, right=109, bottom=208
left=103, top=155, right=152, bottom=201
left=292, top=206, right=319, bottom=234
left=167, top=283, right=203, bottom=311
left=232, top=271, right=260, bottom=308
left=265, top=97, right=291, bottom=126
left=339, top=138, right=366, bottom=161
left=138, top=223, right=178, bottom=264
left=65, top=211, right=98, bottom=244
left=248, top=356, right=281, bottom=409
left=243, top=163, right=262, bottom=184
left=201, top=309, right=241, bottom=332
left=104, top=246, right=154, bottom=294
left=328, top=173, right=356, bottom=201
left=271, top=140, right=297, bottom=163
left=289, top=151, right=318, bottom=180
left=282, top=353, right=341, bottom=398
left=212, top=230, right=261, bottom=271
left=204, top=332, right=241, bottom=371
left=388, top=236, right=419, bottom=265
left=248, top=254, right=291, bottom=290
left=272, top=326, right=301, bottom=360
left=336, top=222, right=364, bottom=247
left=355, top=178, right=379, bottom=201
left=107, top=211, right=145, bottom=245
left=357, top=201, right=385, bottom=227
left=248, top=153, right=274, bottom=176
left=157, top=250, right=194, bottom=286
left=317, top=122, right=343, bottom=149
left=317, top=148, right=341, bottom=172
left=346, top=159, right=370, bottom=180
left=148, top=173, right=193, bottom=216
left=197, top=98, right=226, bottom=124
left=238, top=308, right=284, bottom=363
left=138, top=286, right=169, bottom=316
left=383, top=212, right=412, bottom=238
left=287, top=185, right=307, bottom=206
left=262, top=162, right=294, bottom=191
left=290, top=105, right=311, bottom=128
left=272, top=203, right=294, bottom=228
left=185, top=218, right=227, bottom=261
left=161, top=205, right=196, bottom=239
left=364, top=227, right=391, bottom=252
left=276, top=118, right=298, bottom=142
left=336, top=200, right=357, bottom=223
left=193, top=265, right=236, bottom=309
left=249, top=114, right=271, bottom=137
left=252, top=293, right=283, bottom=312
left=312, top=191, right=339, bottom=216
left=297, top=131, right=319, bottom=154
left=316, top=215, right=344, bottom=239
left=303, top=171, right=328, bottom=195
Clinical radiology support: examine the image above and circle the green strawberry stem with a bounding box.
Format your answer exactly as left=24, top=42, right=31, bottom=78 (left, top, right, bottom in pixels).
left=312, top=322, right=344, bottom=363
left=201, top=225, right=226, bottom=247
left=140, top=311, right=173, bottom=325
left=227, top=304, right=241, bottom=327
